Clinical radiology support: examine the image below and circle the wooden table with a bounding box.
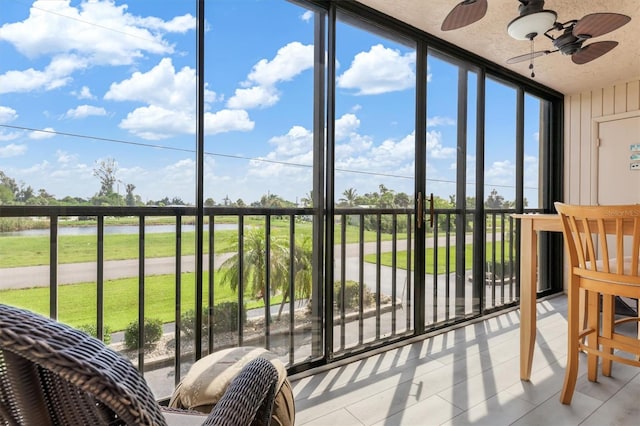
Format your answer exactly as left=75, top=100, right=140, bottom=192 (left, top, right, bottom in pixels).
left=512, top=213, right=563, bottom=381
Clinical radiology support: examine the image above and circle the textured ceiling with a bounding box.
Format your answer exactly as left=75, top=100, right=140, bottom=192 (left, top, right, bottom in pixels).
left=355, top=0, right=640, bottom=95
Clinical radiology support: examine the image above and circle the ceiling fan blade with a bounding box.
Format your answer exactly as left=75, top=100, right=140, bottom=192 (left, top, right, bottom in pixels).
left=506, top=50, right=552, bottom=64
left=573, top=13, right=631, bottom=38
left=441, top=0, right=488, bottom=31
left=572, top=41, right=618, bottom=64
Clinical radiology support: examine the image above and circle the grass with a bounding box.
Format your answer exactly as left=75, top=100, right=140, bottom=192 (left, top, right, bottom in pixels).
left=364, top=241, right=514, bottom=274
left=0, top=272, right=284, bottom=331
left=0, top=221, right=406, bottom=268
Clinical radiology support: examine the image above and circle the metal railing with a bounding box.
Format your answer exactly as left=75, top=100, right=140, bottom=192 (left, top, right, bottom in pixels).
left=0, top=204, right=524, bottom=395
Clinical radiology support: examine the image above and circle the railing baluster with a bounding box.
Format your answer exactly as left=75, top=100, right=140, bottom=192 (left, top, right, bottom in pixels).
left=391, top=214, right=397, bottom=335
left=406, top=213, right=412, bottom=331
left=237, top=214, right=244, bottom=346
left=340, top=214, right=346, bottom=349
left=445, top=212, right=451, bottom=322
left=49, top=215, right=58, bottom=320
left=358, top=213, right=364, bottom=345
left=375, top=213, right=381, bottom=339
left=208, top=215, right=215, bottom=354
left=138, top=216, right=145, bottom=374
left=265, top=215, right=271, bottom=349
left=174, top=215, right=182, bottom=386
left=288, top=215, right=295, bottom=365
left=97, top=215, right=104, bottom=342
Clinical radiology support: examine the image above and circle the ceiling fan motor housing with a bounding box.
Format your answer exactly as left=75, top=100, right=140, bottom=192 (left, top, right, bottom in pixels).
left=553, top=30, right=582, bottom=55
left=518, top=0, right=546, bottom=16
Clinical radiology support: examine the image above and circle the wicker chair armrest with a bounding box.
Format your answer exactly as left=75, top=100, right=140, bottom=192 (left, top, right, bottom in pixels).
left=203, top=357, right=278, bottom=426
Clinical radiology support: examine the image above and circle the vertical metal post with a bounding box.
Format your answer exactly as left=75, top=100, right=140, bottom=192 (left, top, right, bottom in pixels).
left=49, top=216, right=58, bottom=320
left=174, top=216, right=182, bottom=386
left=97, top=216, right=104, bottom=342
left=194, top=0, right=205, bottom=361
left=138, top=216, right=145, bottom=373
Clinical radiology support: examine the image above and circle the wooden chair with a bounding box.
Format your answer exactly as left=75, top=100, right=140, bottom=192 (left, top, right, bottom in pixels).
left=0, top=303, right=279, bottom=425
left=555, top=202, right=640, bottom=404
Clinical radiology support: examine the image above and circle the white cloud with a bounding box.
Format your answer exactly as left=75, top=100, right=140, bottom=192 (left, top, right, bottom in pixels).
left=337, top=44, right=415, bottom=95
left=0, top=0, right=195, bottom=94
left=246, top=42, right=313, bottom=87
left=0, top=106, right=20, bottom=141
left=227, top=86, right=280, bottom=109
left=426, top=130, right=456, bottom=159
left=64, top=104, right=107, bottom=119
left=56, top=150, right=78, bottom=164
left=0, top=143, right=27, bottom=157
left=204, top=109, right=255, bottom=135
left=227, top=42, right=313, bottom=109
left=0, top=54, right=85, bottom=94
left=73, top=86, right=94, bottom=99
left=106, top=58, right=203, bottom=109
left=29, top=127, right=56, bottom=139
left=106, top=58, right=234, bottom=139
left=0, top=106, right=18, bottom=123
left=118, top=105, right=194, bottom=140
left=301, top=10, right=313, bottom=22
left=0, top=0, right=187, bottom=62
left=486, top=160, right=516, bottom=189
left=427, top=116, right=455, bottom=127
left=268, top=125, right=313, bottom=157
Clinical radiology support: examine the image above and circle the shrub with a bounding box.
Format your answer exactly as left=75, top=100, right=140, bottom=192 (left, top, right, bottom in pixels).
left=123, top=318, right=163, bottom=350
left=213, top=302, right=246, bottom=333
left=180, top=302, right=246, bottom=338
left=334, top=280, right=374, bottom=311
left=77, top=323, right=112, bottom=345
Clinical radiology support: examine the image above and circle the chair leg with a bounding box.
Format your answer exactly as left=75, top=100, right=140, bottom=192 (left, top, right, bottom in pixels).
left=587, top=290, right=599, bottom=383
left=561, top=283, right=580, bottom=405
left=601, top=294, right=614, bottom=377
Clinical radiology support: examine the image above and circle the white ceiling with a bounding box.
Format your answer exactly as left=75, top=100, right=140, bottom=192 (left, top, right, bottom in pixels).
left=356, top=0, right=640, bottom=95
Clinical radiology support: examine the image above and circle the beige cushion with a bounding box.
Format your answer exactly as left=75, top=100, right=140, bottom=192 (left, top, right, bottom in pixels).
left=168, top=347, right=294, bottom=426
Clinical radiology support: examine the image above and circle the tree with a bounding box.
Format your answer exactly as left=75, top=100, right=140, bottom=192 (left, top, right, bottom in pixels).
left=339, top=188, right=358, bottom=206
left=16, top=184, right=34, bottom=203
left=125, top=184, right=136, bottom=206
left=205, top=197, right=215, bottom=207
left=93, top=158, right=118, bottom=196
left=217, top=229, right=287, bottom=308
left=0, top=185, right=13, bottom=204
left=394, top=192, right=411, bottom=208
left=0, top=171, right=18, bottom=197
left=485, top=189, right=504, bottom=209
left=300, top=191, right=313, bottom=207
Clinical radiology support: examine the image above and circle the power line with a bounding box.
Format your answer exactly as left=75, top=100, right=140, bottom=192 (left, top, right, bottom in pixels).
left=9, top=0, right=170, bottom=44
left=0, top=124, right=536, bottom=191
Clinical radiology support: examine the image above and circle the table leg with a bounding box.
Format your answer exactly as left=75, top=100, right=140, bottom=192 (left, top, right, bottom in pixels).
left=519, top=219, right=537, bottom=381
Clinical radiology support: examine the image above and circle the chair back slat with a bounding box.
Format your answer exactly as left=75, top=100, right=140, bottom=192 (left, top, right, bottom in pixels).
left=555, top=203, right=640, bottom=279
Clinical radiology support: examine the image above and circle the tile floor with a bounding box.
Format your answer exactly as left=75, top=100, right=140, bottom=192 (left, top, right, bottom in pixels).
left=290, top=295, right=640, bottom=425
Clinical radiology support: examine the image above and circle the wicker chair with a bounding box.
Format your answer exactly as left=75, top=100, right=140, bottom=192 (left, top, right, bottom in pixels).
left=0, top=304, right=279, bottom=425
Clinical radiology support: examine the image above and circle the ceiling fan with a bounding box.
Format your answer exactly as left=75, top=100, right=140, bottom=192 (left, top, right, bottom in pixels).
left=441, top=0, right=631, bottom=77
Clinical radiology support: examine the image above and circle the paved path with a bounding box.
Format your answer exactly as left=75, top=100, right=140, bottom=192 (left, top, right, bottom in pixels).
left=0, top=235, right=480, bottom=290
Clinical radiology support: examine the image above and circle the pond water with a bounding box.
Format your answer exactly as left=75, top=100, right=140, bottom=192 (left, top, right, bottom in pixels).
left=2, top=223, right=238, bottom=237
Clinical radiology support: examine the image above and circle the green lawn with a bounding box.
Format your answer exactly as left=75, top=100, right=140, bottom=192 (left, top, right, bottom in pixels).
left=0, top=272, right=283, bottom=331
left=364, top=241, right=513, bottom=274
left=0, top=221, right=406, bottom=268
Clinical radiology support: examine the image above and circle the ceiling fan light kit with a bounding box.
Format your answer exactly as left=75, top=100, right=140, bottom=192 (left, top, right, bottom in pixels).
left=507, top=9, right=556, bottom=40
left=441, top=0, right=631, bottom=77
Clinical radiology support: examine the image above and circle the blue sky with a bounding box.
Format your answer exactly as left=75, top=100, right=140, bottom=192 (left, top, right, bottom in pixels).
left=0, top=0, right=542, bottom=206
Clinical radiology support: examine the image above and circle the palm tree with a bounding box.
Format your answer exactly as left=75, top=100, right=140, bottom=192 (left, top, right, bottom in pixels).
left=217, top=228, right=314, bottom=322
left=276, top=236, right=313, bottom=319
left=218, top=229, right=275, bottom=302
left=339, top=188, right=358, bottom=206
